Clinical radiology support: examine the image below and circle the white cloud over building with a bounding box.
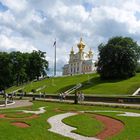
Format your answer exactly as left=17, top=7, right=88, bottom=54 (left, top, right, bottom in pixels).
left=0, top=0, right=140, bottom=75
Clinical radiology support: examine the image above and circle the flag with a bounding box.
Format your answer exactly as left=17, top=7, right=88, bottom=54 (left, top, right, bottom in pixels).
left=53, top=40, right=56, bottom=47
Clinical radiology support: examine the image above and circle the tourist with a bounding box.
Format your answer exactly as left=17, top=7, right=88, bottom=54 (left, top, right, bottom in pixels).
left=78, top=92, right=81, bottom=102
left=19, top=92, right=23, bottom=99
left=5, top=93, right=8, bottom=107
left=15, top=92, right=17, bottom=98
left=2, top=90, right=5, bottom=98
left=11, top=93, right=14, bottom=101
left=43, top=92, right=46, bottom=99
left=74, top=92, right=78, bottom=104
left=81, top=92, right=85, bottom=102
left=9, top=93, right=13, bottom=101
left=62, top=93, right=66, bottom=100
left=32, top=95, right=35, bottom=101
left=59, top=93, right=62, bottom=101
left=24, top=92, right=27, bottom=96
left=39, top=92, right=42, bottom=98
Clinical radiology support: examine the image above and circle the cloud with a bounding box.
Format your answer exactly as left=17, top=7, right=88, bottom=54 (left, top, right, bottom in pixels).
left=1, top=0, right=28, bottom=12
left=0, top=34, right=37, bottom=52
left=0, top=0, right=140, bottom=75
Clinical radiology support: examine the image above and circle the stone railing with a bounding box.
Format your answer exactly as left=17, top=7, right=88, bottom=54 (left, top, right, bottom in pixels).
left=64, top=83, right=82, bottom=96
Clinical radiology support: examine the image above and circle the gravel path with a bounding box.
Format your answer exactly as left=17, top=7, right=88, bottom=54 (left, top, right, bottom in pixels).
left=22, top=107, right=46, bottom=114
left=0, top=100, right=33, bottom=109
left=95, top=114, right=124, bottom=139
left=48, top=112, right=99, bottom=140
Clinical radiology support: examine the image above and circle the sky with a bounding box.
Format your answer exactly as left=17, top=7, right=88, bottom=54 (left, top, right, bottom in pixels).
left=0, top=0, right=140, bottom=75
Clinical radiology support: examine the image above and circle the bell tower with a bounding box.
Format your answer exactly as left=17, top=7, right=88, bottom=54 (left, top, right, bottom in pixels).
left=69, top=47, right=74, bottom=63
left=88, top=48, right=93, bottom=59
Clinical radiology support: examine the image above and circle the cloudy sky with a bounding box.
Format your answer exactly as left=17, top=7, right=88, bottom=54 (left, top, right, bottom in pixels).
left=0, top=0, right=140, bottom=75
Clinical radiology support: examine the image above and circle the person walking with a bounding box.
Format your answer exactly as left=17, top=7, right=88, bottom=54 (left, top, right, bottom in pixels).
left=39, top=92, right=42, bottom=98
left=5, top=93, right=8, bottom=107
left=74, top=92, right=78, bottom=104
left=43, top=92, right=46, bottom=99
left=59, top=93, right=62, bottom=101
left=81, top=92, right=85, bottom=102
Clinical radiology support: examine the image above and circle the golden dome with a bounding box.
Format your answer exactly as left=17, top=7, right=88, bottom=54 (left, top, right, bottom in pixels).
left=77, top=38, right=85, bottom=52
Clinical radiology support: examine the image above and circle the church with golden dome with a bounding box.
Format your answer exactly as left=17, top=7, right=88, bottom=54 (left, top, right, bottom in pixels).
left=62, top=38, right=96, bottom=75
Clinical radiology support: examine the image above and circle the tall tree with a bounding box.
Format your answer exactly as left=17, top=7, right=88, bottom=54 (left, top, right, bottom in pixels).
left=0, top=50, right=49, bottom=90
left=97, top=36, right=140, bottom=79
left=10, top=52, right=27, bottom=86
left=27, top=50, right=48, bottom=81
left=0, top=52, right=13, bottom=90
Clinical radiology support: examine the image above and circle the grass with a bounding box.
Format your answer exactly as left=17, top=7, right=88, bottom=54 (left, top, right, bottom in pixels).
left=6, top=73, right=140, bottom=95
left=63, top=113, right=104, bottom=136
left=0, top=101, right=140, bottom=139
left=6, top=74, right=94, bottom=94
left=90, top=111, right=140, bottom=140
left=5, top=112, right=32, bottom=118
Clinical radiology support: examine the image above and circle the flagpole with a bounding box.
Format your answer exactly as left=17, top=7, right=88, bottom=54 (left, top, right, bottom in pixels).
left=54, top=39, right=56, bottom=76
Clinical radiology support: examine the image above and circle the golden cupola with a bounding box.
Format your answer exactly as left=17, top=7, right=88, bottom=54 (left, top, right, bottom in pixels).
left=77, top=37, right=85, bottom=52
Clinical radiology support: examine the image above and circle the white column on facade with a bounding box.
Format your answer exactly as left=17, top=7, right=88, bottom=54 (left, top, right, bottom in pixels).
left=79, top=61, right=82, bottom=73
left=75, top=63, right=76, bottom=73
left=69, top=63, right=71, bottom=75
left=71, top=65, right=72, bottom=74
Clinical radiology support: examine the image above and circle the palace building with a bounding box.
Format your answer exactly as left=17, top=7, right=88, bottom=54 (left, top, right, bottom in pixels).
left=62, top=38, right=96, bottom=75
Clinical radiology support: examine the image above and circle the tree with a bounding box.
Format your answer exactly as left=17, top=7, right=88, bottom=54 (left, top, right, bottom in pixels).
left=27, top=50, right=48, bottom=81
left=97, top=36, right=140, bottom=79
left=0, top=52, right=13, bottom=90
left=0, top=50, right=49, bottom=90
left=10, top=51, right=27, bottom=86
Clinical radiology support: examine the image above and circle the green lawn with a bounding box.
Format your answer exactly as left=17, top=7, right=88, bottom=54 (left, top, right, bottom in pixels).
left=6, top=73, right=140, bottom=95
left=0, top=101, right=140, bottom=140
left=5, top=112, right=32, bottom=118
left=63, top=113, right=104, bottom=136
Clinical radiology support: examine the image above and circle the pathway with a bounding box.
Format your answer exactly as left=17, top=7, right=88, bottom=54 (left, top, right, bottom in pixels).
left=48, top=112, right=99, bottom=140
left=0, top=100, right=33, bottom=109
left=47, top=112, right=124, bottom=140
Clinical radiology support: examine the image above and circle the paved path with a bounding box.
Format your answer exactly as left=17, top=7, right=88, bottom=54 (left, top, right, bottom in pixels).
left=48, top=112, right=99, bottom=140
left=37, top=98, right=140, bottom=109
left=0, top=100, right=33, bottom=109
left=22, top=107, right=45, bottom=114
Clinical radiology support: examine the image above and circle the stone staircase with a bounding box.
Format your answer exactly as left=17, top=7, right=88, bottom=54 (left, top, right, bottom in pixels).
left=36, top=85, right=46, bottom=92
left=64, top=83, right=82, bottom=96
left=132, top=88, right=140, bottom=96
